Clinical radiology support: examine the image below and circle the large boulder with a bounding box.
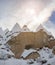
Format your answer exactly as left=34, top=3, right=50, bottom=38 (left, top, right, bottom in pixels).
left=8, top=30, right=51, bottom=58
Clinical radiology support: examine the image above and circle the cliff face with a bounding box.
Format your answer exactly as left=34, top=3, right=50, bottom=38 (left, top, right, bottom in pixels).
left=48, top=39, right=55, bottom=48
left=8, top=30, right=54, bottom=58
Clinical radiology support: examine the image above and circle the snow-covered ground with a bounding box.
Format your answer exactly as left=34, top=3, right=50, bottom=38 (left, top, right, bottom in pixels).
left=0, top=47, right=55, bottom=65
left=0, top=23, right=55, bottom=65
left=0, top=56, right=55, bottom=65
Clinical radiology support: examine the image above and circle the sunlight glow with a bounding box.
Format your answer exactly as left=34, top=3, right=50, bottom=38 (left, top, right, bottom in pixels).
left=25, top=8, right=35, bottom=15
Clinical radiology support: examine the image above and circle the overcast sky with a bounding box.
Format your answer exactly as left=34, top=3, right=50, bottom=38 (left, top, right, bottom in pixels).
left=0, top=0, right=55, bottom=36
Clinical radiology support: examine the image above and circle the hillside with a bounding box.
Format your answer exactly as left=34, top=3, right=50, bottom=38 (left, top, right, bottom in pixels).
left=8, top=29, right=54, bottom=58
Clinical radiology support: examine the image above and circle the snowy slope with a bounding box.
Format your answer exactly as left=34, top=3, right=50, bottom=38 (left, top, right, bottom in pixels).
left=0, top=47, right=55, bottom=65
left=0, top=57, right=55, bottom=65
left=4, top=29, right=9, bottom=35
left=0, top=28, right=6, bottom=45
left=0, top=28, right=4, bottom=37
left=37, top=47, right=53, bottom=60
left=21, top=49, right=37, bottom=58
left=3, top=23, right=22, bottom=43
left=0, top=49, right=14, bottom=57
left=8, top=23, right=21, bottom=37
left=11, top=23, right=21, bottom=33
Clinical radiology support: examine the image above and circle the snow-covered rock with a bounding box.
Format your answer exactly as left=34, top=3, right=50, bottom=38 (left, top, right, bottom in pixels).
left=0, top=48, right=14, bottom=59
left=37, top=47, right=53, bottom=60
left=4, top=29, right=9, bottom=35
left=0, top=47, right=55, bottom=65
left=21, top=49, right=37, bottom=58
left=0, top=28, right=4, bottom=37
left=11, top=23, right=21, bottom=34
left=22, top=25, right=30, bottom=32
left=3, top=23, right=21, bottom=43
left=0, top=44, right=7, bottom=49
left=0, top=44, right=14, bottom=60
left=36, top=24, right=52, bottom=35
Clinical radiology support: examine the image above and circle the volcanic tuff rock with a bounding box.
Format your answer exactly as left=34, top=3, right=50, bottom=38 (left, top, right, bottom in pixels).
left=8, top=29, right=54, bottom=58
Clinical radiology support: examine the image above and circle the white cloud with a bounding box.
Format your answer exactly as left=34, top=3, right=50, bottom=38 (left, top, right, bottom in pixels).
left=0, top=0, right=55, bottom=31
